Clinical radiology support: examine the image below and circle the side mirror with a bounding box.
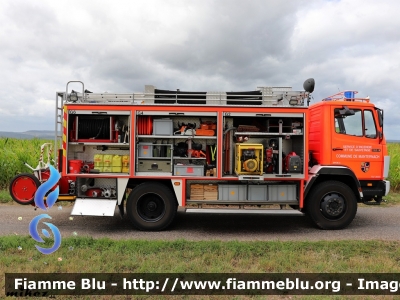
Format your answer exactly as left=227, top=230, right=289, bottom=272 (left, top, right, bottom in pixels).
left=303, top=78, right=315, bottom=93
left=376, top=108, right=384, bottom=142
left=376, top=108, right=383, bottom=127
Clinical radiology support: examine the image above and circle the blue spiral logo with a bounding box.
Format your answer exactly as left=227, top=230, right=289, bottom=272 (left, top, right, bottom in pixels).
left=30, top=165, right=62, bottom=255
left=29, top=214, right=61, bottom=254
left=34, top=165, right=60, bottom=210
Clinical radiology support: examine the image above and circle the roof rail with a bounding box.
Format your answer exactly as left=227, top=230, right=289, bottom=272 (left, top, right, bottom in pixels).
left=62, top=84, right=312, bottom=107
left=323, top=91, right=370, bottom=103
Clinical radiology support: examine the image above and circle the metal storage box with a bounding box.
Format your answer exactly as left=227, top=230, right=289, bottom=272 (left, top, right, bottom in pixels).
left=268, top=184, right=297, bottom=201
left=174, top=165, right=204, bottom=176
left=138, top=143, right=153, bottom=158
left=153, top=119, right=173, bottom=136
left=218, top=184, right=247, bottom=201
left=247, top=185, right=268, bottom=201
left=138, top=160, right=171, bottom=172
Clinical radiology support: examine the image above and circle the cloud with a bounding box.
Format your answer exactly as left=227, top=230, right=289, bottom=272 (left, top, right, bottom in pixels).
left=0, top=0, right=399, bottom=140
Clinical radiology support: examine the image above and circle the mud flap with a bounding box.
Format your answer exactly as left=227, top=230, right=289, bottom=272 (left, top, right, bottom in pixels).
left=118, top=200, right=125, bottom=218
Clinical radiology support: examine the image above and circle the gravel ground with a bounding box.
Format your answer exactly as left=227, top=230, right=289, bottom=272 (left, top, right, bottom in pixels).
left=1, top=203, right=400, bottom=241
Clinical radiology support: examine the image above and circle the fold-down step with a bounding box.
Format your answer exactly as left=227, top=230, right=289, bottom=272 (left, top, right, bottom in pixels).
left=71, top=199, right=117, bottom=216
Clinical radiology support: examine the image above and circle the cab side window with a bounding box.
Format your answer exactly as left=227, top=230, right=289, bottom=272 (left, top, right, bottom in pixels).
left=334, top=109, right=363, bottom=136
left=364, top=110, right=377, bottom=138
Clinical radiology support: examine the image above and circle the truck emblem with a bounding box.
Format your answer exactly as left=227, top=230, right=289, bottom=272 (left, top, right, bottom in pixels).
left=361, top=162, right=370, bottom=173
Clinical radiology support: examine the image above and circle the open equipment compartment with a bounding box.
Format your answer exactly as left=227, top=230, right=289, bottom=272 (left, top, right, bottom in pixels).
left=135, top=110, right=218, bottom=177
left=222, top=111, right=305, bottom=179
left=66, top=110, right=131, bottom=175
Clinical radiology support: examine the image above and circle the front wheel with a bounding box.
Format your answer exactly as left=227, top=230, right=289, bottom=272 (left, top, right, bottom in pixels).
left=126, top=182, right=177, bottom=231
left=305, top=181, right=357, bottom=230
left=9, top=173, right=40, bottom=205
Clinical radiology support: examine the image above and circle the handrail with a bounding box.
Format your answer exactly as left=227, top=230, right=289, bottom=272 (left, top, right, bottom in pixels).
left=66, top=81, right=85, bottom=102
left=323, top=91, right=370, bottom=103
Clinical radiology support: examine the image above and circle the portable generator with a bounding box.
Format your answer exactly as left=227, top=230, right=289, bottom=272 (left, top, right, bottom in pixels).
left=235, top=143, right=263, bottom=175
left=283, top=151, right=302, bottom=173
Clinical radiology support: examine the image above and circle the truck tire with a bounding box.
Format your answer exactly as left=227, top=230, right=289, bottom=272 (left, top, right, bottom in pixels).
left=126, top=182, right=177, bottom=231
left=9, top=173, right=40, bottom=205
left=305, top=180, right=357, bottom=230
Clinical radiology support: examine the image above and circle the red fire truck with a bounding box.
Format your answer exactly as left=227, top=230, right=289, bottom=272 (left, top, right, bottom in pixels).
left=9, top=79, right=390, bottom=230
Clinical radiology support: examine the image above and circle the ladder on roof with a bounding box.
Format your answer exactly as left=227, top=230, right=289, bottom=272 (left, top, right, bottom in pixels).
left=62, top=81, right=310, bottom=107
left=54, top=81, right=85, bottom=168
left=55, top=91, right=64, bottom=169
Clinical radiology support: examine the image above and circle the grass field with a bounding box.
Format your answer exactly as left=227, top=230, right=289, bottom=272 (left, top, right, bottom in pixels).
left=0, top=138, right=53, bottom=189
left=1, top=237, right=400, bottom=299
left=1, top=237, right=399, bottom=273
left=388, top=142, right=400, bottom=190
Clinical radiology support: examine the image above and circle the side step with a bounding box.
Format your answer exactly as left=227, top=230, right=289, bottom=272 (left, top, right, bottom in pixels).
left=71, top=199, right=117, bottom=216
left=185, top=208, right=304, bottom=216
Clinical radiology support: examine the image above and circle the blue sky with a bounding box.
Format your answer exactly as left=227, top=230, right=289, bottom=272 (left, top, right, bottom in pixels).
left=0, top=0, right=399, bottom=139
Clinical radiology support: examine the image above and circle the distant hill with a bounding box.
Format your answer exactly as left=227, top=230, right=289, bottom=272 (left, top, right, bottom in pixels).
left=0, top=130, right=54, bottom=140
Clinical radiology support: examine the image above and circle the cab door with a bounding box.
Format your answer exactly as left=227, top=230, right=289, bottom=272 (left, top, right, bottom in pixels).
left=331, top=106, right=383, bottom=180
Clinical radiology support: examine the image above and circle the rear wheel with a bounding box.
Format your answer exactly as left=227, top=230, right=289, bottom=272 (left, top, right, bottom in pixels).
left=126, top=182, right=177, bottom=231
left=306, top=180, right=357, bottom=230
left=9, top=173, right=40, bottom=205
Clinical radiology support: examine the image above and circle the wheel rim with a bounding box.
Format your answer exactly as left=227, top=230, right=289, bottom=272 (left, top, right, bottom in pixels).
left=136, top=193, right=166, bottom=222
left=11, top=176, right=38, bottom=203
left=319, top=192, right=346, bottom=219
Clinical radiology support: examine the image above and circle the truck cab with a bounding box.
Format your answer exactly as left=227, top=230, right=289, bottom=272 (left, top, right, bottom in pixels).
left=308, top=91, right=390, bottom=204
